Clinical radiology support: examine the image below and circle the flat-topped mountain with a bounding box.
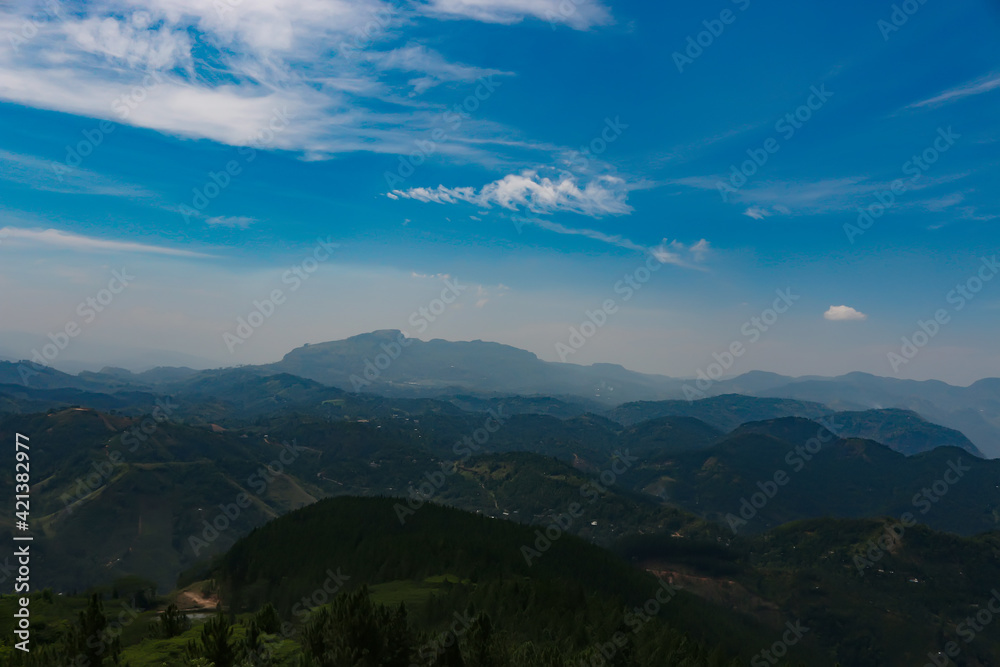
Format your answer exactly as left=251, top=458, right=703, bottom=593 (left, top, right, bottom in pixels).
left=262, top=330, right=687, bottom=403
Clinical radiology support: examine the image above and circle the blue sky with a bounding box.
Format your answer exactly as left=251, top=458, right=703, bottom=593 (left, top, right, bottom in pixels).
left=0, top=0, right=997, bottom=383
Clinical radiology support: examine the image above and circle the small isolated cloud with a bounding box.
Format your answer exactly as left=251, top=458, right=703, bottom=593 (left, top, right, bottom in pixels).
left=824, top=305, right=867, bottom=321
left=743, top=206, right=772, bottom=220
left=474, top=283, right=510, bottom=308
left=650, top=238, right=710, bottom=267
left=206, top=215, right=256, bottom=229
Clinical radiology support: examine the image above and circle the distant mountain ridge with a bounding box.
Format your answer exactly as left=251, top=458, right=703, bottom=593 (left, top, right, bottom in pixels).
left=618, top=415, right=1000, bottom=537
left=3, top=330, right=998, bottom=456
left=261, top=329, right=688, bottom=403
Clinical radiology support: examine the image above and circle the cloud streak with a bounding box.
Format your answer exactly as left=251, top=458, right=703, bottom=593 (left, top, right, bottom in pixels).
left=389, top=170, right=634, bottom=216
left=907, top=73, right=1000, bottom=109
left=511, top=216, right=710, bottom=268
left=0, top=227, right=214, bottom=258
left=417, top=0, right=613, bottom=30
left=206, top=216, right=256, bottom=229
left=672, top=174, right=970, bottom=218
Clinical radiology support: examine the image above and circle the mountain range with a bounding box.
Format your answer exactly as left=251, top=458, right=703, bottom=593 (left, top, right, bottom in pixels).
left=4, top=331, right=1000, bottom=665
left=4, top=330, right=999, bottom=456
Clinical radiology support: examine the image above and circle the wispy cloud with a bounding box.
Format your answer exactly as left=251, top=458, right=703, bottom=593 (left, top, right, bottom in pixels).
left=0, top=149, right=155, bottom=199
left=922, top=192, right=965, bottom=212
left=519, top=217, right=646, bottom=249
left=0, top=227, right=214, bottom=258
left=743, top=206, right=772, bottom=220
left=206, top=215, right=256, bottom=229
left=389, top=170, right=633, bottom=216
left=907, top=73, right=1000, bottom=109
left=417, top=0, right=613, bottom=30
left=472, top=283, right=510, bottom=308
left=0, top=0, right=556, bottom=164
left=650, top=238, right=710, bottom=268
left=363, top=43, right=513, bottom=94
left=493, top=214, right=711, bottom=268
left=653, top=122, right=767, bottom=167
left=390, top=170, right=709, bottom=267
left=673, top=174, right=969, bottom=217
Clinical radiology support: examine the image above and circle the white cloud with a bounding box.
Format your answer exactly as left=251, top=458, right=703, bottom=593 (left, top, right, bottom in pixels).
left=824, top=305, right=867, bottom=321
left=390, top=170, right=633, bottom=216
left=649, top=238, right=710, bottom=268
left=0, top=226, right=214, bottom=258
left=416, top=0, right=613, bottom=29
left=907, top=73, right=1000, bottom=109
left=743, top=206, right=771, bottom=220
left=673, top=175, right=969, bottom=217
left=922, top=192, right=965, bottom=212
left=473, top=282, right=510, bottom=308
left=206, top=215, right=256, bottom=228
left=364, top=43, right=512, bottom=93
left=514, top=216, right=709, bottom=267
left=0, top=149, right=155, bottom=199
left=391, top=171, right=709, bottom=268
left=0, top=0, right=548, bottom=162
left=66, top=13, right=192, bottom=70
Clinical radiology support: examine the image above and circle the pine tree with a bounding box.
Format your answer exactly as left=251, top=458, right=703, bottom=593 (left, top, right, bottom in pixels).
left=193, top=613, right=235, bottom=667
left=65, top=594, right=121, bottom=667
left=300, top=586, right=414, bottom=666
left=155, top=603, right=191, bottom=638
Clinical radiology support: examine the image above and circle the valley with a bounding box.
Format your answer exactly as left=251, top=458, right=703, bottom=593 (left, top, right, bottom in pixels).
left=1, top=334, right=999, bottom=665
